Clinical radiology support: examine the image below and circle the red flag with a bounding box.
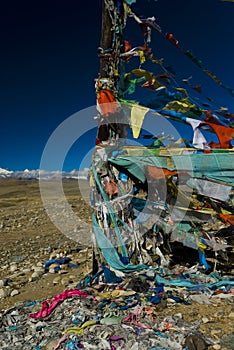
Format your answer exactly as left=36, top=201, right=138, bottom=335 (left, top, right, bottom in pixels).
left=193, top=84, right=202, bottom=93
left=165, top=32, right=182, bottom=50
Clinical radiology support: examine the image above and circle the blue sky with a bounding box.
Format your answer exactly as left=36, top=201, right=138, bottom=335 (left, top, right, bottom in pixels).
left=0, top=0, right=234, bottom=171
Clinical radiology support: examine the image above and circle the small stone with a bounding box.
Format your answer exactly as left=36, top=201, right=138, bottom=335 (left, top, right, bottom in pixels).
left=0, top=288, right=10, bottom=299
left=10, top=264, right=18, bottom=272
left=22, top=268, right=31, bottom=273
left=58, top=268, right=68, bottom=275
left=10, top=289, right=19, bottom=297
left=29, top=217, right=38, bottom=223
left=202, top=317, right=209, bottom=323
left=228, top=312, right=234, bottom=318
left=167, top=298, right=176, bottom=304
left=33, top=266, right=44, bottom=273
left=30, top=271, right=43, bottom=281
left=61, top=277, right=70, bottom=286
left=53, top=276, right=61, bottom=285
left=212, top=344, right=221, bottom=350
left=0, top=280, right=5, bottom=288
left=211, top=329, right=221, bottom=335
left=12, top=256, right=26, bottom=263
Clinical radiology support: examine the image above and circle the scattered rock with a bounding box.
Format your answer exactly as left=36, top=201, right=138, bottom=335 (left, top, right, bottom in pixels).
left=0, top=279, right=6, bottom=288
left=9, top=264, right=18, bottom=273
left=52, top=276, right=61, bottom=285
left=202, top=317, right=209, bottom=323
left=0, top=288, right=10, bottom=299
left=0, top=179, right=233, bottom=349
left=10, top=289, right=19, bottom=297
left=30, top=271, right=43, bottom=282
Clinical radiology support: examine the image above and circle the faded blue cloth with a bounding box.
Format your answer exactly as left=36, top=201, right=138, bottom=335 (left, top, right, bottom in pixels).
left=102, top=264, right=123, bottom=283
left=188, top=285, right=210, bottom=293
left=198, top=249, right=210, bottom=270
left=93, top=213, right=148, bottom=272
left=135, top=212, right=151, bottom=223
left=44, top=257, right=70, bottom=268
left=167, top=292, right=190, bottom=305
left=65, top=340, right=82, bottom=349
left=150, top=286, right=164, bottom=294
left=118, top=172, right=129, bottom=182
left=156, top=275, right=195, bottom=288
left=146, top=295, right=161, bottom=304
left=44, top=257, right=79, bottom=272
left=156, top=275, right=234, bottom=289
left=91, top=166, right=128, bottom=258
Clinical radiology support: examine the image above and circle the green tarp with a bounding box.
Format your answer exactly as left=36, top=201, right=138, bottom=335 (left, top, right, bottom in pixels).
left=109, top=153, right=234, bottom=185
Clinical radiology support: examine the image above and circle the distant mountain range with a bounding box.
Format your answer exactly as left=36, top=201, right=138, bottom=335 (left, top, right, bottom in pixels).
left=0, top=167, right=89, bottom=180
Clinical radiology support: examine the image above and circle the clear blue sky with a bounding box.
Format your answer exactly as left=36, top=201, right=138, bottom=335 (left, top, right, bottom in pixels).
left=1, top=0, right=234, bottom=171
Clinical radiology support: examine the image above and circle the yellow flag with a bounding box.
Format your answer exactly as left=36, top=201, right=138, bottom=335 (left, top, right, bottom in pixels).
left=131, top=105, right=149, bottom=138
left=176, top=87, right=188, bottom=96
left=139, top=50, right=146, bottom=64
left=162, top=98, right=194, bottom=113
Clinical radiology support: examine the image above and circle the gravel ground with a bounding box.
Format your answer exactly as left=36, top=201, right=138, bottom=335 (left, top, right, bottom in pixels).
left=0, top=179, right=233, bottom=349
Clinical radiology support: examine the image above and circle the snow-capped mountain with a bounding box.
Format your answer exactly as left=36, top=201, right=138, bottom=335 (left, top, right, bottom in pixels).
left=0, top=167, right=89, bottom=180
left=0, top=168, right=13, bottom=178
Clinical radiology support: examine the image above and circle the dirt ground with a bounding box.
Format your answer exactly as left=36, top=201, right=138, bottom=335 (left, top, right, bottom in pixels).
left=0, top=178, right=233, bottom=346
left=0, top=178, right=93, bottom=310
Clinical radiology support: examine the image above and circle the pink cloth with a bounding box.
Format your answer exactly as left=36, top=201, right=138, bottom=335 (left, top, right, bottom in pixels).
left=122, top=306, right=151, bottom=329
left=29, top=289, right=96, bottom=319
left=53, top=334, right=69, bottom=350
left=109, top=336, right=126, bottom=350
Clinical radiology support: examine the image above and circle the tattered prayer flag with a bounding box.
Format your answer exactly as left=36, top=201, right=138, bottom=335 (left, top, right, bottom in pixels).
left=140, top=22, right=151, bottom=37
left=147, top=166, right=178, bottom=179
left=162, top=98, right=195, bottom=113
left=139, top=50, right=146, bottom=64
left=222, top=84, right=234, bottom=97
left=193, top=84, right=202, bottom=93
left=202, top=121, right=234, bottom=148
left=165, top=32, right=182, bottom=50
left=203, top=70, right=222, bottom=85
left=120, top=73, right=145, bottom=96
left=203, top=70, right=234, bottom=97
left=131, top=69, right=153, bottom=81
left=156, top=74, right=171, bottom=84
left=149, top=54, right=164, bottom=65
left=182, top=76, right=192, bottom=84
left=218, top=213, right=234, bottom=225
left=141, top=78, right=165, bottom=90
left=165, top=66, right=176, bottom=75
left=185, top=50, right=202, bottom=68
left=186, top=117, right=207, bottom=148
left=176, top=88, right=188, bottom=96
left=97, top=90, right=119, bottom=116
left=131, top=106, right=149, bottom=138
left=123, top=40, right=132, bottom=53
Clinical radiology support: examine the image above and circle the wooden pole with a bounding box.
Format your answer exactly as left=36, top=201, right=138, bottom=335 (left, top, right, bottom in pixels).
left=99, top=1, right=113, bottom=78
